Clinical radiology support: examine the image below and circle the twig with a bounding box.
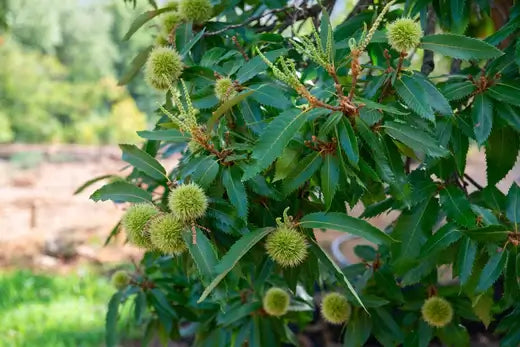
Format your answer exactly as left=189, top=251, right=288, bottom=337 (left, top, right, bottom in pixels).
left=463, top=173, right=484, bottom=190
left=204, top=7, right=289, bottom=36
left=420, top=5, right=436, bottom=76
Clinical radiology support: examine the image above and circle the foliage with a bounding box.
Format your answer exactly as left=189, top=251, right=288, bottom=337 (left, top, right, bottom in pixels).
left=0, top=0, right=156, bottom=143
left=91, top=0, right=520, bottom=345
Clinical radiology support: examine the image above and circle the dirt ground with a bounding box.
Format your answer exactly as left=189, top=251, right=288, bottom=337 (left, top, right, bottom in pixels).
left=0, top=144, right=518, bottom=271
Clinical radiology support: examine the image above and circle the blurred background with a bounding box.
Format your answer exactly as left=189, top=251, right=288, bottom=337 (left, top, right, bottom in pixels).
left=0, top=0, right=518, bottom=346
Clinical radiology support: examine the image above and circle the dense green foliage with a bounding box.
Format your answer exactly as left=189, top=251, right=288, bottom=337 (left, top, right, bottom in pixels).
left=90, top=0, right=520, bottom=345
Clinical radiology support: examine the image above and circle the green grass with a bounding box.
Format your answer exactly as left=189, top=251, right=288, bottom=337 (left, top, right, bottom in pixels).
left=0, top=269, right=113, bottom=347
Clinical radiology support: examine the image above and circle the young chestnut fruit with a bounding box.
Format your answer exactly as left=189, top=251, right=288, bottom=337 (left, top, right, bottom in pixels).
left=421, top=296, right=454, bottom=328
left=144, top=46, right=183, bottom=90
left=149, top=214, right=188, bottom=255
left=179, top=0, right=212, bottom=24
left=386, top=18, right=423, bottom=52
left=168, top=183, right=208, bottom=222
left=122, top=203, right=158, bottom=249
left=263, top=287, right=290, bottom=317
left=321, top=292, right=351, bottom=325
left=265, top=226, right=308, bottom=268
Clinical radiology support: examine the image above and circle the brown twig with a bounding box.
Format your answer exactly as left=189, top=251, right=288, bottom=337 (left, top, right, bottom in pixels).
left=232, top=36, right=249, bottom=61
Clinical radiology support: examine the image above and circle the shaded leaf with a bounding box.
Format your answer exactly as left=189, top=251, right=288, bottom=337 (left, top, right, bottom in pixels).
left=476, top=250, right=507, bottom=292
left=486, top=126, right=519, bottom=185
left=321, top=154, right=340, bottom=210
left=243, top=109, right=310, bottom=181
left=457, top=236, right=477, bottom=285
left=199, top=228, right=273, bottom=303
left=420, top=224, right=462, bottom=257
left=222, top=166, right=248, bottom=218
left=472, top=93, right=493, bottom=145
left=384, top=121, right=449, bottom=157
left=440, top=186, right=476, bottom=228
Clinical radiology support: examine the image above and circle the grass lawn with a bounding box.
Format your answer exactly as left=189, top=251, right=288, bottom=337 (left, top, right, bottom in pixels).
left=0, top=269, right=113, bottom=347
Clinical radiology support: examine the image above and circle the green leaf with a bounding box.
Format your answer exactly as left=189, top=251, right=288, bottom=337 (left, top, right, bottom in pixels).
left=420, top=34, right=504, bottom=60
left=236, top=49, right=287, bottom=83
left=308, top=240, right=365, bottom=311
left=440, top=81, right=476, bottom=100
left=487, top=83, right=520, bottom=107
left=282, top=152, right=323, bottom=195
left=249, top=83, right=291, bottom=109
left=464, top=225, right=510, bottom=242
left=318, top=112, right=342, bottom=138
left=337, top=118, right=359, bottom=165
left=495, top=103, right=520, bottom=132
left=321, top=155, right=340, bottom=210
left=412, top=74, right=452, bottom=116
left=273, top=147, right=299, bottom=182
left=354, top=97, right=408, bottom=115
left=300, top=212, right=394, bottom=245
left=450, top=0, right=467, bottom=33
left=451, top=126, right=469, bottom=176
left=343, top=309, right=372, bottom=347
left=420, top=224, right=462, bottom=257
left=472, top=93, right=493, bottom=145
left=242, top=109, right=310, bottom=181
left=506, top=183, right=520, bottom=226
left=476, top=250, right=507, bottom=292
left=439, top=186, right=476, bottom=228
left=457, top=236, right=477, bottom=285
left=191, top=156, right=220, bottom=188
left=137, top=129, right=190, bottom=142
left=198, top=228, right=273, bottom=303
left=384, top=121, right=449, bottom=157
left=150, top=288, right=177, bottom=319
left=106, top=292, right=122, bottom=347
left=90, top=181, right=152, bottom=203
left=183, top=228, right=218, bottom=285
left=120, top=144, right=168, bottom=181
left=209, top=90, right=255, bottom=128
left=118, top=45, right=153, bottom=86
left=472, top=294, right=493, bottom=328
left=222, top=166, right=248, bottom=218
left=74, top=174, right=115, bottom=195
left=395, top=75, right=434, bottom=121
left=486, top=126, right=519, bottom=185
left=179, top=28, right=205, bottom=56
left=392, top=198, right=439, bottom=269
left=123, top=7, right=174, bottom=41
